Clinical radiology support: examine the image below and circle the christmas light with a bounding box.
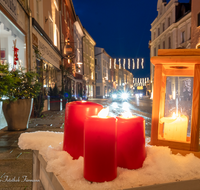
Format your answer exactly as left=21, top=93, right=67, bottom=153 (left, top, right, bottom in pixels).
left=119, top=59, right=121, bottom=69
left=114, top=59, right=116, bottom=69
left=132, top=59, right=135, bottom=69
left=128, top=59, right=130, bottom=69
left=141, top=58, right=144, bottom=69
left=137, top=58, right=139, bottom=69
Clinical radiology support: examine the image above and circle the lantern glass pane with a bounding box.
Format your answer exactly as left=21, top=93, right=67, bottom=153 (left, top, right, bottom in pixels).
left=158, top=76, right=193, bottom=143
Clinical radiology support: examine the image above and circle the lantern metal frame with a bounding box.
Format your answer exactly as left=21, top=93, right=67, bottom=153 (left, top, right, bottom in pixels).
left=150, top=49, right=200, bottom=154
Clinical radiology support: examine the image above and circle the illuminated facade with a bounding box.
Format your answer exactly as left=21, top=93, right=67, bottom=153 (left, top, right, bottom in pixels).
left=30, top=0, right=62, bottom=112
left=150, top=0, right=191, bottom=99
left=83, top=28, right=96, bottom=98
left=191, top=0, right=200, bottom=48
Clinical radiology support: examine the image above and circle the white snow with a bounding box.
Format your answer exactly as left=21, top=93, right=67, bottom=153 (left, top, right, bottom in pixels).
left=18, top=131, right=200, bottom=190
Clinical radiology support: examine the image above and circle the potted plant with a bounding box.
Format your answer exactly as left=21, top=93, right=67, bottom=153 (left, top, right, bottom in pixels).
left=0, top=63, right=41, bottom=130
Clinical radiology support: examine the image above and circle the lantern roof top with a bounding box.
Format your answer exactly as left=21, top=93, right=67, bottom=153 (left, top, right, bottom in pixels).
left=151, top=49, right=200, bottom=66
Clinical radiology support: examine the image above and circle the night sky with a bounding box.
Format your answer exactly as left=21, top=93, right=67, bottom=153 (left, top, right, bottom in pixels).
left=72, top=0, right=190, bottom=78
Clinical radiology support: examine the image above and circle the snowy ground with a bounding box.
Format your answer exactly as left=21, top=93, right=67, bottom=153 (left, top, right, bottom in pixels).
left=18, top=131, right=200, bottom=190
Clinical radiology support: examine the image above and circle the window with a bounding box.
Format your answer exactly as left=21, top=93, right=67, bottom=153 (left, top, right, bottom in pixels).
left=36, top=0, right=39, bottom=23
left=95, top=72, right=97, bottom=80
left=163, top=41, right=165, bottom=49
left=169, top=37, right=171, bottom=48
left=49, top=14, right=53, bottom=41
left=95, top=58, right=97, bottom=65
left=54, top=0, right=58, bottom=11
left=163, top=23, right=165, bottom=32
left=168, top=17, right=171, bottom=27
left=158, top=44, right=160, bottom=49
left=158, top=28, right=160, bottom=36
left=154, top=32, right=156, bottom=40
left=96, top=86, right=100, bottom=95
left=198, top=13, right=200, bottom=27
left=64, top=4, right=66, bottom=21
left=181, top=31, right=185, bottom=43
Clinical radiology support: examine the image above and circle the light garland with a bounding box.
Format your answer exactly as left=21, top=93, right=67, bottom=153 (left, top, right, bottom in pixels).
left=128, top=59, right=130, bottom=69
left=112, top=58, right=145, bottom=70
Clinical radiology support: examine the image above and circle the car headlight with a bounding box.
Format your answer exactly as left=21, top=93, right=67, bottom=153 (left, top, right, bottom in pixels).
left=112, top=94, right=117, bottom=99
left=121, top=93, right=129, bottom=99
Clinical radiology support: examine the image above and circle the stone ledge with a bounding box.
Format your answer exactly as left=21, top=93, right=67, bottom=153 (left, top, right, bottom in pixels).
left=32, top=150, right=200, bottom=190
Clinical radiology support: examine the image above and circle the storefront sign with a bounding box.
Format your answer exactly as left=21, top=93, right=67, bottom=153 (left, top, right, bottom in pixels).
left=0, top=0, right=17, bottom=20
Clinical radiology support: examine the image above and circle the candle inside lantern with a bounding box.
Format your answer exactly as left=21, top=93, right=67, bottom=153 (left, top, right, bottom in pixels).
left=160, top=112, right=188, bottom=142
left=117, top=112, right=146, bottom=169
left=84, top=107, right=117, bottom=182
left=63, top=101, right=103, bottom=159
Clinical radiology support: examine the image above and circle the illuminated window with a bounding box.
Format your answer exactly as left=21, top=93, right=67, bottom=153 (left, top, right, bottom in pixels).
left=49, top=14, right=53, bottom=41
left=54, top=0, right=58, bottom=11
left=36, top=0, right=39, bottom=23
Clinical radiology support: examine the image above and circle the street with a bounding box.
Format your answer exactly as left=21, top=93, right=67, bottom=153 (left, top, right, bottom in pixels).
left=88, top=96, right=152, bottom=137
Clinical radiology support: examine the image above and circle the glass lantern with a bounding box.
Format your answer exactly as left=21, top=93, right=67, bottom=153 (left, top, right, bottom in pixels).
left=150, top=49, right=200, bottom=152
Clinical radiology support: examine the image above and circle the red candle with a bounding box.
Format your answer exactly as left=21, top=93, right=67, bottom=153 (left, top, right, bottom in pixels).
left=117, top=115, right=146, bottom=169
left=63, top=101, right=103, bottom=159
left=84, top=108, right=117, bottom=182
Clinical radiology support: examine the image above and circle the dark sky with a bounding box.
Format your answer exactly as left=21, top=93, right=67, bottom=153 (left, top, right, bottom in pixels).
left=72, top=0, right=190, bottom=78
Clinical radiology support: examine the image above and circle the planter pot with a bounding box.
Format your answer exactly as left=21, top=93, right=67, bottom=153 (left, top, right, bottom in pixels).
left=2, top=99, right=33, bottom=131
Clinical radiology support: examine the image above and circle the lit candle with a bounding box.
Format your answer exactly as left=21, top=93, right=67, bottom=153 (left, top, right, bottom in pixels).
left=84, top=108, right=117, bottom=182
left=117, top=112, right=146, bottom=169
left=160, top=113, right=188, bottom=142
left=63, top=101, right=103, bottom=159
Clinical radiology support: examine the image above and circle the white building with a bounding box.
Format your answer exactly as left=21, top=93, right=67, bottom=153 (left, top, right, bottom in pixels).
left=95, top=47, right=112, bottom=98
left=149, top=0, right=191, bottom=98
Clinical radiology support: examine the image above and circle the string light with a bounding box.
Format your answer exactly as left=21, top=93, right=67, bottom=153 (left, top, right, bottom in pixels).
left=123, top=59, right=125, bottom=69
left=128, top=59, right=130, bottom=69
left=114, top=59, right=116, bottom=69
left=137, top=58, right=139, bottom=69
left=119, top=59, right=121, bottom=69
left=141, top=58, right=144, bottom=69
left=132, top=59, right=135, bottom=69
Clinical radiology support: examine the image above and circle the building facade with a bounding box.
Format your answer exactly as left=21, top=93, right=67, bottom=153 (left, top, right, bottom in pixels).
left=191, top=0, right=200, bottom=48
left=0, top=0, right=30, bottom=129
left=73, top=16, right=84, bottom=99
left=150, top=0, right=191, bottom=98
left=83, top=28, right=96, bottom=98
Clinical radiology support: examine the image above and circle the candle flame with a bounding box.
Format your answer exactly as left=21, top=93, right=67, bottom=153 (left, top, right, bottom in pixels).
left=172, top=112, right=178, bottom=119
left=98, top=107, right=109, bottom=118
left=121, top=111, right=132, bottom=118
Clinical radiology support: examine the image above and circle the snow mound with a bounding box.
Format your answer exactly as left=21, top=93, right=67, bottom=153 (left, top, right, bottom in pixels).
left=18, top=131, right=200, bottom=190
